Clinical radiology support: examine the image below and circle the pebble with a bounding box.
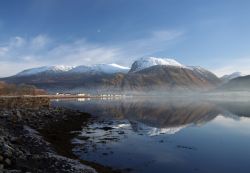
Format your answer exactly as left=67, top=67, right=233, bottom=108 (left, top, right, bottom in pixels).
left=0, top=155, right=3, bottom=162
left=16, top=110, right=22, bottom=121
left=5, top=158, right=11, bottom=165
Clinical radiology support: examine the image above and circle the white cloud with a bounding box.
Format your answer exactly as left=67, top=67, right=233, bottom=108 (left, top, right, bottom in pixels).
left=0, top=30, right=184, bottom=77
left=0, top=47, right=8, bottom=56
left=31, top=35, right=51, bottom=49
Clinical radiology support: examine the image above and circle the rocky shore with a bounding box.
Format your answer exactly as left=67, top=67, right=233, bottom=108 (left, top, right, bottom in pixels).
left=0, top=106, right=98, bottom=173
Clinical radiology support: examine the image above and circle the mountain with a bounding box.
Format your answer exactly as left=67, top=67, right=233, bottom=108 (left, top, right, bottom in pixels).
left=221, top=72, right=243, bottom=83
left=218, top=75, right=250, bottom=91
left=17, top=64, right=130, bottom=76
left=1, top=57, right=221, bottom=93
left=119, top=65, right=220, bottom=92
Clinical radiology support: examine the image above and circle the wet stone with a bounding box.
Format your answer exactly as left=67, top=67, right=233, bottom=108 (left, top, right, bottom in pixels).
left=0, top=155, right=3, bottom=162
left=5, top=158, right=11, bottom=165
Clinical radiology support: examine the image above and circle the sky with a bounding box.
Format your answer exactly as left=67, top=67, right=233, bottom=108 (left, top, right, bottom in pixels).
left=0, top=0, right=250, bottom=77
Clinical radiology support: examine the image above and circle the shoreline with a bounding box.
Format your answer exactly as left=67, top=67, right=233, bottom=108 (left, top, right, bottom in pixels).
left=0, top=104, right=122, bottom=173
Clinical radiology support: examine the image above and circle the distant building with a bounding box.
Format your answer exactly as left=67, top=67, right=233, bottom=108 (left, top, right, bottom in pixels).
left=56, top=93, right=64, bottom=95
left=77, top=93, right=86, bottom=96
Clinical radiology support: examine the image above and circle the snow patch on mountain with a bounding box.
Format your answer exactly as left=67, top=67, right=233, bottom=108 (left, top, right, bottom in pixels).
left=91, top=63, right=130, bottom=73
left=17, top=65, right=74, bottom=76
left=130, top=57, right=185, bottom=72
left=71, top=63, right=129, bottom=74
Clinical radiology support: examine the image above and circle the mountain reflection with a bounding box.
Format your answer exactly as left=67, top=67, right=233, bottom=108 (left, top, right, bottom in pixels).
left=53, top=98, right=227, bottom=132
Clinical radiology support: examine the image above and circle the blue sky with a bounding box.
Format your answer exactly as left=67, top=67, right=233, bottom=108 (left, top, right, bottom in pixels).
left=0, top=0, right=250, bottom=77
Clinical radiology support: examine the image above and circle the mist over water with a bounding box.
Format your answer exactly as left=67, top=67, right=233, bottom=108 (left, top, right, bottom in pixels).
left=51, top=97, right=250, bottom=173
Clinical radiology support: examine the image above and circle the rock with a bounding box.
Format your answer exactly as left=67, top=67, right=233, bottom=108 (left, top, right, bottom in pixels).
left=0, top=107, right=97, bottom=173
left=0, top=155, right=3, bottom=162
left=10, top=137, right=22, bottom=145
left=7, top=170, right=21, bottom=173
left=5, top=158, right=11, bottom=165
left=16, top=110, right=22, bottom=121
left=3, top=144, right=14, bottom=157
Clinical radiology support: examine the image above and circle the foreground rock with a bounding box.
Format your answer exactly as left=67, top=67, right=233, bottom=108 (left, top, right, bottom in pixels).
left=0, top=107, right=97, bottom=173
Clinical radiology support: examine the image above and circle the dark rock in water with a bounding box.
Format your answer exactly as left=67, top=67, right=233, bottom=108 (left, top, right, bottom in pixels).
left=117, top=131, right=125, bottom=135
left=99, top=127, right=114, bottom=131
left=177, top=145, right=196, bottom=150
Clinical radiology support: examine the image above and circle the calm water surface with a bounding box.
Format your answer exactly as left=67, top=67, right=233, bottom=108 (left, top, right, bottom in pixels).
left=52, top=98, right=250, bottom=173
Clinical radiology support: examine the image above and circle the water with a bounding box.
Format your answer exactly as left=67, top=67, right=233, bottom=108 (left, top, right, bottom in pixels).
left=51, top=98, right=250, bottom=173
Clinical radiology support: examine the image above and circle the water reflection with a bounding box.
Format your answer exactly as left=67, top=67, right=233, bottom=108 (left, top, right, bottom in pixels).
left=52, top=98, right=250, bottom=173
left=53, top=98, right=222, bottom=129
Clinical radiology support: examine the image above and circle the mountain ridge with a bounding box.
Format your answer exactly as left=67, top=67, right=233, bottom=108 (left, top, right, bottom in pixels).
left=17, top=64, right=130, bottom=76
left=1, top=57, right=221, bottom=93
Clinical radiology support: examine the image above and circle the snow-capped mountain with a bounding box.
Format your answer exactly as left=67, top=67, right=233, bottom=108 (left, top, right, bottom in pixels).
left=16, top=64, right=130, bottom=76
left=17, top=65, right=75, bottom=76
left=2, top=56, right=221, bottom=92
left=130, top=57, right=185, bottom=72
left=221, top=72, right=243, bottom=82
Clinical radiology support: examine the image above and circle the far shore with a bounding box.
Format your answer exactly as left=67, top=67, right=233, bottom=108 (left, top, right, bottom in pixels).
left=0, top=94, right=123, bottom=99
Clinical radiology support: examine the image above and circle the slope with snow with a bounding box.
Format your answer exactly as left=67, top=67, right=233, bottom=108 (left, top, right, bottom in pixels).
left=71, top=63, right=130, bottom=74
left=16, top=64, right=130, bottom=76
left=129, top=57, right=185, bottom=72
left=17, top=65, right=75, bottom=76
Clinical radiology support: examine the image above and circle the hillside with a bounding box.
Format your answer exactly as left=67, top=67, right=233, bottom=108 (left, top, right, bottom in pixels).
left=218, top=75, right=250, bottom=91
left=0, top=81, right=46, bottom=95
left=119, top=65, right=220, bottom=91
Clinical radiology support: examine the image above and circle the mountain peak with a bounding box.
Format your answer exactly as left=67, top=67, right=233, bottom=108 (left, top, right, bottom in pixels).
left=130, top=57, right=185, bottom=72
left=221, top=72, right=243, bottom=82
